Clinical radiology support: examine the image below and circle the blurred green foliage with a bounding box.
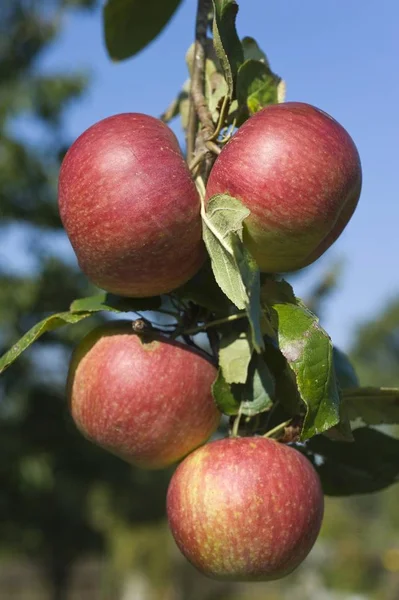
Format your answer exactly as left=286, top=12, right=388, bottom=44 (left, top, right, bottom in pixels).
left=0, top=2, right=170, bottom=599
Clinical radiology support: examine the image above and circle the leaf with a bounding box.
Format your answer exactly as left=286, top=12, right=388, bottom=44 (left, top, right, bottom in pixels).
left=333, top=347, right=360, bottom=389
left=208, top=72, right=228, bottom=122
left=201, top=194, right=264, bottom=351
left=263, top=338, right=302, bottom=415
left=261, top=282, right=344, bottom=437
left=271, top=302, right=341, bottom=440
left=237, top=59, right=283, bottom=116
left=238, top=354, right=274, bottom=416
left=343, top=387, right=399, bottom=425
left=212, top=0, right=244, bottom=99
left=321, top=346, right=358, bottom=441
left=219, top=327, right=253, bottom=384
left=160, top=85, right=189, bottom=124
left=103, top=0, right=183, bottom=61
left=241, top=36, right=269, bottom=64
left=174, top=261, right=231, bottom=313
left=202, top=194, right=250, bottom=310
left=0, top=312, right=92, bottom=375
left=261, top=278, right=296, bottom=307
left=212, top=354, right=274, bottom=417
left=70, top=293, right=161, bottom=314
left=234, top=242, right=264, bottom=353
left=307, top=427, right=399, bottom=496
left=212, top=369, right=240, bottom=416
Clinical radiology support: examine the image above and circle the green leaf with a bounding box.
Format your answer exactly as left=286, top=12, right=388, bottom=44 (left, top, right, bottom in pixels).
left=103, top=0, right=183, bottom=61
left=212, top=0, right=244, bottom=99
left=261, top=277, right=296, bottom=307
left=174, top=261, right=231, bottom=313
left=201, top=194, right=249, bottom=310
left=0, top=312, right=92, bottom=375
left=307, top=427, right=399, bottom=495
left=212, top=354, right=274, bottom=417
left=261, top=281, right=344, bottom=435
left=343, top=387, right=399, bottom=425
left=219, top=327, right=253, bottom=384
left=333, top=347, right=360, bottom=389
left=241, top=36, right=269, bottom=64
left=201, top=194, right=264, bottom=351
left=238, top=354, right=274, bottom=416
left=237, top=59, right=282, bottom=116
left=271, top=302, right=341, bottom=440
left=322, top=347, right=359, bottom=441
left=208, top=73, right=228, bottom=122
left=212, top=369, right=240, bottom=415
left=265, top=341, right=302, bottom=416
left=70, top=293, right=161, bottom=314
left=160, top=84, right=189, bottom=125
left=234, top=242, right=264, bottom=353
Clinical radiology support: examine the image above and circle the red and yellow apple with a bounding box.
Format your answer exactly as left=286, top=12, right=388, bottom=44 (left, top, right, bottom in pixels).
left=206, top=102, right=362, bottom=272
left=58, top=113, right=204, bottom=297
left=67, top=321, right=220, bottom=469
left=167, top=436, right=324, bottom=580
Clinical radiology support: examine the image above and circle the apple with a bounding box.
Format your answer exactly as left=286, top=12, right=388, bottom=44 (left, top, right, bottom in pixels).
left=58, top=113, right=204, bottom=297
left=67, top=321, right=220, bottom=469
left=167, top=436, right=324, bottom=581
left=206, top=102, right=362, bottom=273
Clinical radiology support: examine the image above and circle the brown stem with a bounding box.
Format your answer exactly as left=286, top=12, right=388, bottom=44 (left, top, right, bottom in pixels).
left=263, top=419, right=293, bottom=440
left=183, top=312, right=246, bottom=336
left=191, top=0, right=214, bottom=134
left=186, top=99, right=197, bottom=162
left=186, top=0, right=214, bottom=163
left=206, top=140, right=222, bottom=155
left=189, top=148, right=209, bottom=172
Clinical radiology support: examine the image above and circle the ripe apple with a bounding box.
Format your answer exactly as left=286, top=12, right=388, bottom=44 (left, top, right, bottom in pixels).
left=167, top=436, right=324, bottom=580
left=206, top=102, right=362, bottom=273
left=67, top=321, right=220, bottom=469
left=58, top=113, right=204, bottom=297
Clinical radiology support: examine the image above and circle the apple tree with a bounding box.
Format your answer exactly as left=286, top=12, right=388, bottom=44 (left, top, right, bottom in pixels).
left=2, top=0, right=399, bottom=584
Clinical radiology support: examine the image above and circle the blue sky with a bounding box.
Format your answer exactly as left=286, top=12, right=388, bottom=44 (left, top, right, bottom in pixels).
left=36, top=0, right=399, bottom=350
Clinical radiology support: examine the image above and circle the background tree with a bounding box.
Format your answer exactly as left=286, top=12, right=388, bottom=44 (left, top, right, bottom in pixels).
left=0, top=2, right=169, bottom=599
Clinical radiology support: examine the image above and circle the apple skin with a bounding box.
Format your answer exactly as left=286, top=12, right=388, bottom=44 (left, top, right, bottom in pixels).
left=58, top=113, right=204, bottom=297
left=206, top=102, right=362, bottom=273
left=67, top=321, right=220, bottom=469
left=167, top=436, right=324, bottom=581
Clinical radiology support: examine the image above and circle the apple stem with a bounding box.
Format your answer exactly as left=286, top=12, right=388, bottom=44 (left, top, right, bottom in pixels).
left=205, top=140, right=221, bottom=155
left=263, top=419, right=293, bottom=440
left=231, top=412, right=242, bottom=437
left=196, top=176, right=206, bottom=199
left=132, top=312, right=180, bottom=334
left=219, top=121, right=237, bottom=144
left=208, top=95, right=230, bottom=142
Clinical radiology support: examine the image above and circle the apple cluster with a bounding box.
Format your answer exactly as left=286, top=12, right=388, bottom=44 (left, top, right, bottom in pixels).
left=59, top=102, right=361, bottom=581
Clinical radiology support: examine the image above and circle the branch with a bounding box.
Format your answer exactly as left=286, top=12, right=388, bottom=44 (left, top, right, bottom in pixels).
left=186, top=0, right=214, bottom=161
left=182, top=312, right=246, bottom=336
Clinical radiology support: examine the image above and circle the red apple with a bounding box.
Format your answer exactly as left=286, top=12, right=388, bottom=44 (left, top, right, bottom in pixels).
left=206, top=102, right=362, bottom=272
left=58, top=113, right=204, bottom=297
left=67, top=321, right=220, bottom=469
left=167, top=436, right=324, bottom=580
